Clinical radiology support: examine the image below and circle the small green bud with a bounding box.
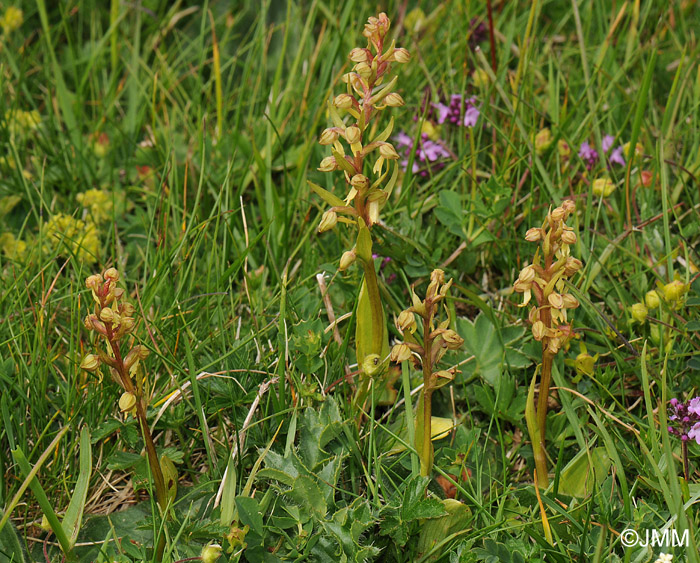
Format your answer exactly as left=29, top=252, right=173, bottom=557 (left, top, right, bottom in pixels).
left=441, top=329, right=464, bottom=350
left=534, top=128, right=553, bottom=154
left=560, top=230, right=577, bottom=245
left=119, top=392, right=137, bottom=415
left=200, top=543, right=222, bottom=563
left=349, top=47, right=370, bottom=63
left=629, top=302, right=648, bottom=324
left=338, top=249, right=356, bottom=271
left=645, top=290, right=660, bottom=309
left=350, top=174, right=369, bottom=191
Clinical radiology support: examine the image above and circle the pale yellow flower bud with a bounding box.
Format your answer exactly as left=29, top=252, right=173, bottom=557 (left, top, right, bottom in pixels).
left=397, top=310, right=417, bottom=333
left=560, top=230, right=577, bottom=245
left=548, top=293, right=564, bottom=309
left=80, top=354, right=100, bottom=371
left=558, top=140, right=571, bottom=157
left=547, top=337, right=561, bottom=355
left=441, top=329, right=464, bottom=350
left=592, top=177, right=615, bottom=197
left=319, top=128, right=339, bottom=145
left=562, top=199, right=576, bottom=214
left=550, top=207, right=565, bottom=222
left=564, top=257, right=583, bottom=276
left=119, top=392, right=137, bottom=415
left=629, top=302, right=648, bottom=324
left=99, top=307, right=117, bottom=323
left=85, top=273, right=103, bottom=291
left=394, top=48, right=410, bottom=63
left=390, top=343, right=412, bottom=363
left=525, top=228, right=543, bottom=242
left=645, top=290, right=660, bottom=309
left=318, top=156, right=338, bottom=172
left=119, top=317, right=136, bottom=334
left=518, top=265, right=536, bottom=283
left=349, top=48, right=370, bottom=63
left=561, top=293, right=579, bottom=309
left=318, top=210, right=337, bottom=233
left=379, top=143, right=400, bottom=159
left=104, top=268, right=119, bottom=281
left=334, top=94, right=354, bottom=109
left=338, top=250, right=356, bottom=271
left=431, top=269, right=445, bottom=285
left=350, top=174, right=369, bottom=191
left=384, top=93, right=405, bottom=107
left=532, top=321, right=546, bottom=341
left=345, top=125, right=361, bottom=145
left=354, top=62, right=372, bottom=79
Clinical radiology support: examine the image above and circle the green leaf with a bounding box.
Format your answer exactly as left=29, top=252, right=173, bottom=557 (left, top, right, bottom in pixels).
left=236, top=495, right=264, bottom=537
left=558, top=446, right=611, bottom=498
left=307, top=181, right=346, bottom=208
left=62, top=427, right=91, bottom=546
left=457, top=314, right=502, bottom=385
left=0, top=515, right=27, bottom=563
left=686, top=320, right=700, bottom=331
left=416, top=499, right=471, bottom=561
left=289, top=475, right=327, bottom=518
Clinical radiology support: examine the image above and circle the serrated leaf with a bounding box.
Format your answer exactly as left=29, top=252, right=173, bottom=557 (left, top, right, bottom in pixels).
left=289, top=475, right=327, bottom=517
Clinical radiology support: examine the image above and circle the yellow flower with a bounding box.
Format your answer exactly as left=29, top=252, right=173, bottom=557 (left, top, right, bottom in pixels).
left=534, top=128, right=553, bottom=155
left=76, top=189, right=115, bottom=224
left=629, top=302, right=648, bottom=324
left=592, top=177, right=615, bottom=197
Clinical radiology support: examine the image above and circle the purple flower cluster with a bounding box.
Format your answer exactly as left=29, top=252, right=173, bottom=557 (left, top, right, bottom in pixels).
left=395, top=131, right=451, bottom=178
left=668, top=397, right=700, bottom=444
left=578, top=135, right=625, bottom=170
left=431, top=95, right=480, bottom=128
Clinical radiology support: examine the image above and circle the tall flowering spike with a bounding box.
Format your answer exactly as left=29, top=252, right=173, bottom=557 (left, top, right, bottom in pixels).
left=314, top=12, right=409, bottom=239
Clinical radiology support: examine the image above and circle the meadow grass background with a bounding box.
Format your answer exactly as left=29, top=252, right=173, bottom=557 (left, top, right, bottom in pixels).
left=1, top=0, right=700, bottom=561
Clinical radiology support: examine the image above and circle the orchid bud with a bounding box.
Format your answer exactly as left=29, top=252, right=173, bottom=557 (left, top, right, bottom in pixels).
left=393, top=48, right=410, bottom=63
left=80, top=354, right=100, bottom=371
left=200, top=544, right=222, bottom=563
left=384, top=93, right=405, bottom=107
left=564, top=257, right=583, bottom=276
left=532, top=321, right=546, bottom=341
left=397, top=309, right=417, bottom=333
left=391, top=343, right=412, bottom=363
left=550, top=207, right=565, bottom=222
left=318, top=156, right=338, bottom=172
left=338, top=249, right=356, bottom=271
left=345, top=125, right=361, bottom=145
left=561, top=293, right=579, bottom=309
left=525, top=228, right=543, bottom=242
left=562, top=199, right=576, bottom=214
left=318, top=210, right=337, bottom=233
left=319, top=128, right=339, bottom=145
left=441, top=329, right=464, bottom=349
left=350, top=174, right=369, bottom=191
left=119, top=392, right=137, bottom=415
left=518, top=265, right=536, bottom=283
left=379, top=143, right=400, bottom=159
left=333, top=94, right=354, bottom=109
left=548, top=293, right=564, bottom=309
left=349, top=48, right=370, bottom=63
left=560, top=230, right=577, bottom=245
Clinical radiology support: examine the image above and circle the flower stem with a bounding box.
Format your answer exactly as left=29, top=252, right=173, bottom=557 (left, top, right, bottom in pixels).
left=361, top=257, right=384, bottom=356
left=420, top=316, right=434, bottom=477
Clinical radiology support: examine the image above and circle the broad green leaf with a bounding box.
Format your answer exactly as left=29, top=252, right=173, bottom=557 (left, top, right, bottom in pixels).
left=416, top=499, right=471, bottom=561
left=558, top=446, right=611, bottom=498
left=289, top=475, right=327, bottom=518
left=387, top=416, right=454, bottom=455
left=236, top=495, right=264, bottom=537
left=0, top=515, right=27, bottom=563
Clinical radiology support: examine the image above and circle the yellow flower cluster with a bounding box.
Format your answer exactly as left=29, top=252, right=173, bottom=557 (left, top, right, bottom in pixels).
left=514, top=200, right=582, bottom=355
left=44, top=213, right=99, bottom=263
left=316, top=12, right=410, bottom=231
left=0, top=231, right=27, bottom=260
left=1, top=6, right=23, bottom=33
left=77, top=189, right=116, bottom=224
left=4, top=109, right=41, bottom=137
